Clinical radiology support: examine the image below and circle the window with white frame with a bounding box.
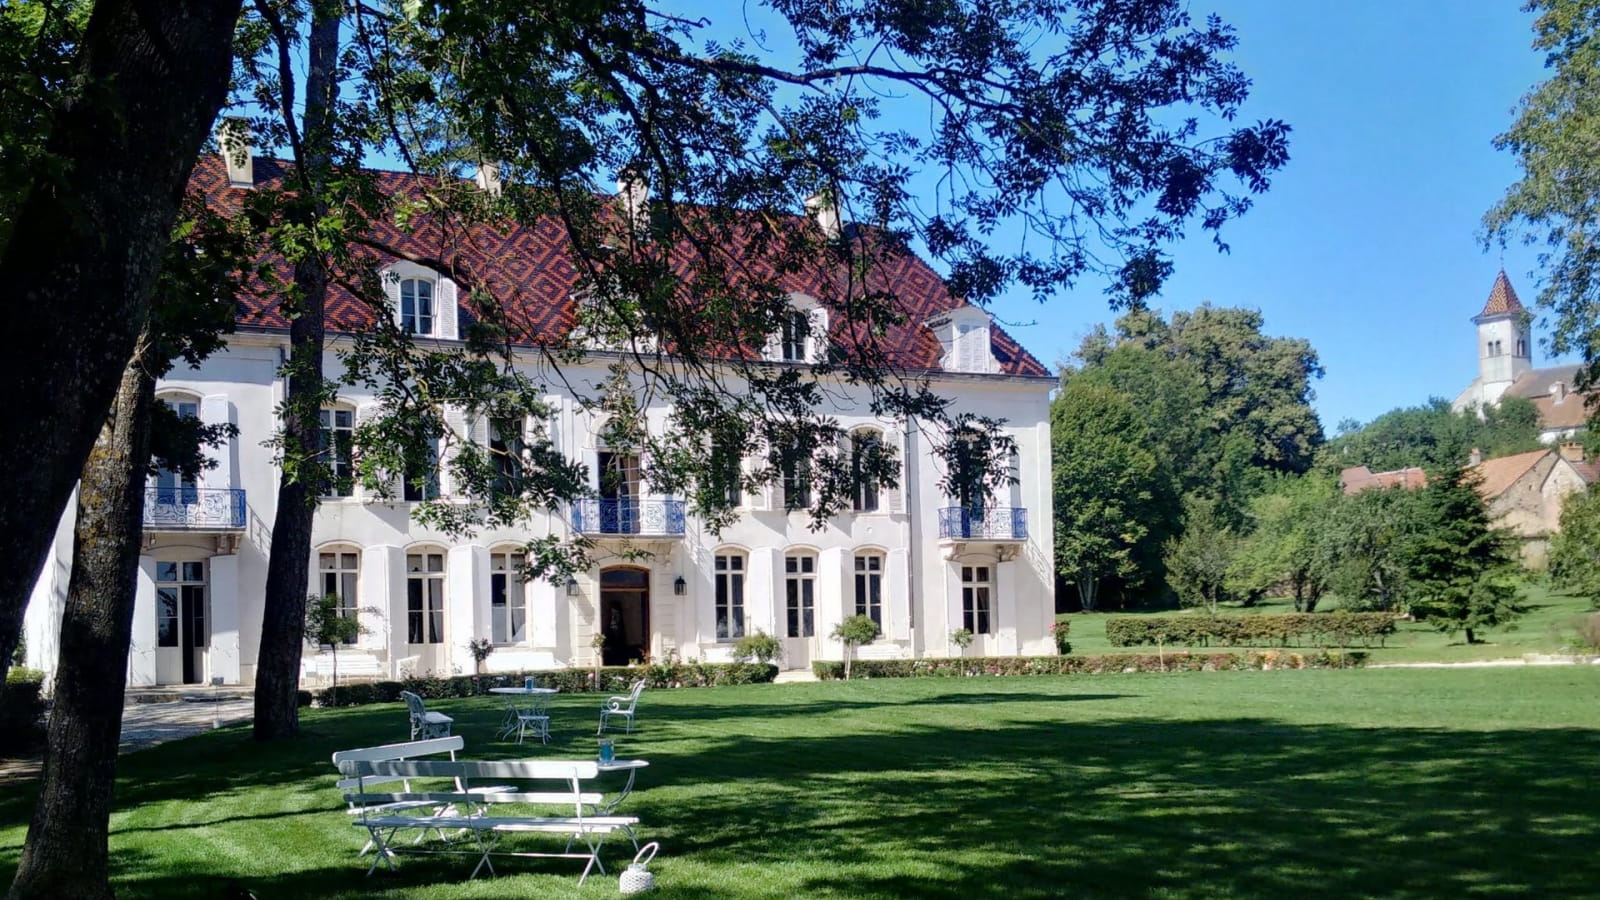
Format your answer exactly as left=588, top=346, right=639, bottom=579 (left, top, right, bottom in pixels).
left=490, top=551, right=528, bottom=645
left=400, top=277, right=435, bottom=336
left=851, top=429, right=882, bottom=513
left=714, top=552, right=746, bottom=641
left=155, top=397, right=201, bottom=503
left=403, top=441, right=441, bottom=502
left=489, top=418, right=524, bottom=498
left=709, top=437, right=742, bottom=507
left=785, top=552, right=816, bottom=638
left=778, top=434, right=812, bottom=510
left=406, top=552, right=446, bottom=644
left=854, top=553, right=883, bottom=628
left=962, top=565, right=994, bottom=635
left=318, top=549, right=360, bottom=644
left=767, top=297, right=826, bottom=363
left=318, top=407, right=355, bottom=498
left=155, top=561, right=206, bottom=649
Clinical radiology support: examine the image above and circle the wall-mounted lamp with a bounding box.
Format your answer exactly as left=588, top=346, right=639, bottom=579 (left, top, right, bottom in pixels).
left=673, top=575, right=687, bottom=596
left=565, top=575, right=580, bottom=597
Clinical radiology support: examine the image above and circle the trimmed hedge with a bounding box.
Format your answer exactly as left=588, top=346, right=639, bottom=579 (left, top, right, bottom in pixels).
left=312, top=662, right=778, bottom=708
left=1103, top=613, right=1396, bottom=649
left=0, top=668, right=46, bottom=754
left=811, top=650, right=1367, bottom=681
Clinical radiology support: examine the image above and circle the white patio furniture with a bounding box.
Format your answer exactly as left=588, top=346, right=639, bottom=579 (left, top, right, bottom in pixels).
left=597, top=679, right=645, bottom=735
left=401, top=690, right=453, bottom=740
left=489, top=685, right=557, bottom=745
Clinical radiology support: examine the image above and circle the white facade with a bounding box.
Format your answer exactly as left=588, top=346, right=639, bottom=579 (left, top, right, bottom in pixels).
left=23, top=333, right=1056, bottom=686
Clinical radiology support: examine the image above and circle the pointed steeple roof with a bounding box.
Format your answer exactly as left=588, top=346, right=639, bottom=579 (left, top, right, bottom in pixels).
left=1475, top=270, right=1525, bottom=320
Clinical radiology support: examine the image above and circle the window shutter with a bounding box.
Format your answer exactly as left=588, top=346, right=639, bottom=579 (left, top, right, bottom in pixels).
left=743, top=445, right=768, bottom=510
left=355, top=401, right=394, bottom=499
left=884, top=423, right=905, bottom=514
left=381, top=268, right=402, bottom=330
left=437, top=277, right=460, bottom=340
left=543, top=394, right=563, bottom=460
left=441, top=406, right=468, bottom=497
left=808, top=308, right=829, bottom=363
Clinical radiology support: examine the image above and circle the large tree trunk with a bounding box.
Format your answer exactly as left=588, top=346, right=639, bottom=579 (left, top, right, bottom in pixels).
left=0, top=0, right=241, bottom=681
left=6, top=346, right=156, bottom=900
left=253, top=6, right=338, bottom=740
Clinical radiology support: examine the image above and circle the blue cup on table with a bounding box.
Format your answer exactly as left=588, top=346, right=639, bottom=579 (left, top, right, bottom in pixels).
left=524, top=676, right=534, bottom=691
left=598, top=738, right=614, bottom=764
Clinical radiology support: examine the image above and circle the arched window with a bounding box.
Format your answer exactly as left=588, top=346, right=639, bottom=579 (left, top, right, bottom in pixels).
left=318, top=406, right=356, bottom=498
left=490, top=550, right=527, bottom=645
left=405, top=549, right=446, bottom=645
left=766, top=295, right=828, bottom=363
left=400, top=277, right=434, bottom=335
left=853, top=552, right=884, bottom=628
left=851, top=429, right=883, bottom=513
left=714, top=550, right=746, bottom=641
left=784, top=551, right=817, bottom=638
left=317, top=547, right=360, bottom=644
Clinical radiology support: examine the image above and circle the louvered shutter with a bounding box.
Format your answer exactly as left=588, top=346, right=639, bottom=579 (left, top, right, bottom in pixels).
left=381, top=268, right=402, bottom=330
left=441, top=406, right=468, bottom=497
left=437, top=277, right=460, bottom=340
left=355, top=401, right=393, bottom=499
left=884, top=422, right=905, bottom=515
left=808, top=307, right=829, bottom=363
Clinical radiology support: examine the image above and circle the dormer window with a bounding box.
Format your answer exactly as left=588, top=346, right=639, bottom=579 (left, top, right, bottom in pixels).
left=780, top=310, right=809, bottom=362
left=925, top=307, right=996, bottom=374
left=400, top=278, right=434, bottom=336
left=766, top=294, right=828, bottom=363
left=381, top=261, right=458, bottom=340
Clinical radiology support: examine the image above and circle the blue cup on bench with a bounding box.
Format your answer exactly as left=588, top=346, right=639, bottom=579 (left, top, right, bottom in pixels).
left=524, top=676, right=534, bottom=691
left=598, top=738, right=614, bottom=764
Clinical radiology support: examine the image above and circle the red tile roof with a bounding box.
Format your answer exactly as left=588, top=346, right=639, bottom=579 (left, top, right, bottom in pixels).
left=1475, top=270, right=1525, bottom=319
left=194, top=156, right=1048, bottom=377
left=1470, top=448, right=1549, bottom=499
left=1338, top=465, right=1427, bottom=495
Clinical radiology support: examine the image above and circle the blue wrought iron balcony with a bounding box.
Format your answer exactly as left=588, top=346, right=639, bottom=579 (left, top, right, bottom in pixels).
left=938, top=506, right=1027, bottom=541
left=571, top=498, right=687, bottom=537
left=143, top=487, right=246, bottom=530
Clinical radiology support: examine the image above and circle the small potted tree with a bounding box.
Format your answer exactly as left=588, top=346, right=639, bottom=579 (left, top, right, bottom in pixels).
left=304, top=593, right=364, bottom=706
left=467, top=637, right=494, bottom=675
left=950, top=627, right=974, bottom=658
left=831, top=615, right=881, bottom=680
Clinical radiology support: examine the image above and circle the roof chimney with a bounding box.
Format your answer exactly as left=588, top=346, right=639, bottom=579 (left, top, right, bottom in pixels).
left=1469, top=447, right=1482, bottom=466
left=804, top=191, right=842, bottom=240
left=617, top=167, right=649, bottom=235
left=475, top=161, right=502, bottom=197
left=1560, top=441, right=1584, bottom=462
left=1553, top=380, right=1567, bottom=403
left=218, top=118, right=253, bottom=188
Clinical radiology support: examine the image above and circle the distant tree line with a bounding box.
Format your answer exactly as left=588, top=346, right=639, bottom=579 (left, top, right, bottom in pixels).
left=1051, top=305, right=1530, bottom=644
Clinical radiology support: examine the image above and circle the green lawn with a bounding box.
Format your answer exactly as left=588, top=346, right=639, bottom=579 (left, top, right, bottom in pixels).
left=3, top=668, right=1599, bottom=898
left=1061, top=581, right=1599, bottom=663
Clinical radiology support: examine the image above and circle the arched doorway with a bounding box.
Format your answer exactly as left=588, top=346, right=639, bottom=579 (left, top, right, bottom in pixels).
left=599, top=567, right=650, bottom=666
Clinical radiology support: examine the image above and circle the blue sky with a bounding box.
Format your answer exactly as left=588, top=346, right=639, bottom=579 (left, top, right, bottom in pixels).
left=974, top=0, right=1555, bottom=430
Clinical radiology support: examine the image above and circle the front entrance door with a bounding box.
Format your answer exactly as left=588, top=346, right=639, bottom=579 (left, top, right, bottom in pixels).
left=782, top=553, right=816, bottom=669
left=599, top=567, right=650, bottom=665
left=156, top=560, right=208, bottom=684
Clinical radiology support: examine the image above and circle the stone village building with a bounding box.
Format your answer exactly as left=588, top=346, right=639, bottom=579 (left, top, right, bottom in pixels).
left=21, top=150, right=1057, bottom=687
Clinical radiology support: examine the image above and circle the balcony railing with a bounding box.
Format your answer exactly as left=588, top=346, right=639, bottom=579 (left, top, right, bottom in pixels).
left=144, top=487, right=246, bottom=530
left=937, top=506, right=1027, bottom=541
left=571, top=498, right=687, bottom=536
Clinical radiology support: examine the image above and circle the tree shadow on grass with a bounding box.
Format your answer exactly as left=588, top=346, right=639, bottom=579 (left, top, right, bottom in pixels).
left=1, top=694, right=1595, bottom=899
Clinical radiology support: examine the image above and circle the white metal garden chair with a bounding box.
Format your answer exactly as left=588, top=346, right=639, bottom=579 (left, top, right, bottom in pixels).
left=401, top=690, right=453, bottom=740
left=597, top=679, right=646, bottom=735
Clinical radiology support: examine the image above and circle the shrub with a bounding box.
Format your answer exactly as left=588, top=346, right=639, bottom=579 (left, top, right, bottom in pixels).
left=732, top=630, right=784, bottom=664
left=1050, top=620, right=1072, bottom=655
left=0, top=668, right=45, bottom=754
left=832, top=615, right=882, bottom=680
left=810, top=650, right=1367, bottom=680
left=311, top=662, right=779, bottom=708
left=1103, top=613, right=1396, bottom=648
left=950, top=628, right=975, bottom=655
